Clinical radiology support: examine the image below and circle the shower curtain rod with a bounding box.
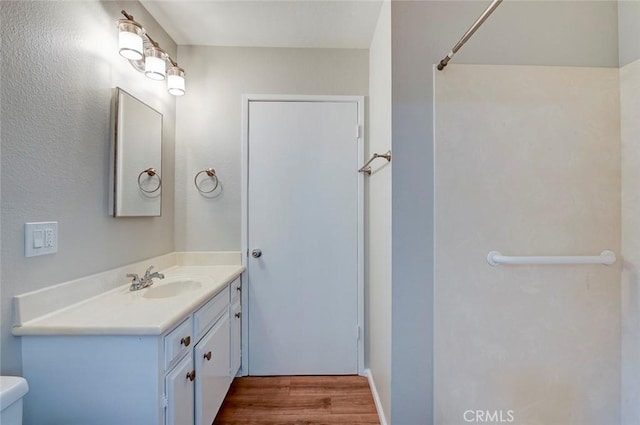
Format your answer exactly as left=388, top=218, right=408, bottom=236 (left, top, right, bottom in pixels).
left=437, top=0, right=503, bottom=71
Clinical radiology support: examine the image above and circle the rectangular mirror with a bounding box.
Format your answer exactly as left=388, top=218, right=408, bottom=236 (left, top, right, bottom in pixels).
left=110, top=88, right=163, bottom=217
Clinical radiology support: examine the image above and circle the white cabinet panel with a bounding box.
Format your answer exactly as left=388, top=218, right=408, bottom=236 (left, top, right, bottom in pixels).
left=230, top=277, right=241, bottom=304
left=230, top=300, right=242, bottom=377
left=195, top=315, right=230, bottom=425
left=165, top=354, right=194, bottom=425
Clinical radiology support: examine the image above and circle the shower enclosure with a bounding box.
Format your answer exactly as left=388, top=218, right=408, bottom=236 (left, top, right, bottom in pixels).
left=432, top=1, right=639, bottom=423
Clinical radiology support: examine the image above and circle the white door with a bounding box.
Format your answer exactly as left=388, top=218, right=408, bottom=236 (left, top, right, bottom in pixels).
left=246, top=98, right=362, bottom=375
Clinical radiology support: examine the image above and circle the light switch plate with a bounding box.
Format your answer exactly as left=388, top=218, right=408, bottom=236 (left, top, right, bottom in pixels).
left=25, top=222, right=58, bottom=257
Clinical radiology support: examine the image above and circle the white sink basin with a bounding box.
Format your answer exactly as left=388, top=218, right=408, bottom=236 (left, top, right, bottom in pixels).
left=143, top=279, right=202, bottom=299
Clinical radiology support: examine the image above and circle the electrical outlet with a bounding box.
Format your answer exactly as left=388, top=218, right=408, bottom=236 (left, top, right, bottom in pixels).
left=25, top=222, right=58, bottom=257
left=44, top=228, right=54, bottom=247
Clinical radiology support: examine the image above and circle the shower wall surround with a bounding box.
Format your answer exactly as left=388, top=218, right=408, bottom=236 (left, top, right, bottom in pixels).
left=621, top=57, right=640, bottom=425
left=434, top=65, right=621, bottom=424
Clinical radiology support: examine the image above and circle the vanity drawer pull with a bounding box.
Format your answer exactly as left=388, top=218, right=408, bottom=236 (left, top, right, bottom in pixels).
left=180, top=336, right=191, bottom=347
left=186, top=370, right=196, bottom=381
left=204, top=351, right=212, bottom=361
left=235, top=312, right=241, bottom=319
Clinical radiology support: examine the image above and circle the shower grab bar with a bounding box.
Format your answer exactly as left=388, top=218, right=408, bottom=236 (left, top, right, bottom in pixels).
left=487, top=250, right=616, bottom=266
left=358, top=150, right=391, bottom=175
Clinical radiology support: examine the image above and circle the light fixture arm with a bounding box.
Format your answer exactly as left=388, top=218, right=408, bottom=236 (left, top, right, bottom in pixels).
left=167, top=56, right=179, bottom=68
left=120, top=9, right=135, bottom=21
left=145, top=33, right=160, bottom=49
left=120, top=10, right=135, bottom=21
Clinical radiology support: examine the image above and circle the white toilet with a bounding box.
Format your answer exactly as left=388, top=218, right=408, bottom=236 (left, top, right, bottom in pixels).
left=0, top=376, right=29, bottom=424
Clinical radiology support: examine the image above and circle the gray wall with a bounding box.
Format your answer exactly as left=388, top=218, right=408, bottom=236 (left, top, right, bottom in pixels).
left=619, top=0, right=640, bottom=66
left=390, top=1, right=619, bottom=423
left=0, top=1, right=177, bottom=375
left=174, top=45, right=369, bottom=252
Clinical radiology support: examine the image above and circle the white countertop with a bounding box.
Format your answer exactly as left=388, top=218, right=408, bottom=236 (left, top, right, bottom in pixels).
left=12, top=265, right=244, bottom=336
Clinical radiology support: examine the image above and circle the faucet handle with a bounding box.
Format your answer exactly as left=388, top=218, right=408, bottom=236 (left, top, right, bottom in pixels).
left=126, top=273, right=140, bottom=282
left=144, top=265, right=154, bottom=277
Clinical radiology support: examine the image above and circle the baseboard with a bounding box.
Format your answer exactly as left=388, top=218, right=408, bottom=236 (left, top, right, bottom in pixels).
left=364, top=368, right=389, bottom=425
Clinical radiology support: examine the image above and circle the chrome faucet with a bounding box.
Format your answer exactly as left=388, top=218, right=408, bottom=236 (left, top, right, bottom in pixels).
left=127, top=265, right=165, bottom=291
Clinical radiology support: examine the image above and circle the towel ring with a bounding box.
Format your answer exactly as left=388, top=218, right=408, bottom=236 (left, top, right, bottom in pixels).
left=137, top=168, right=162, bottom=193
left=194, top=168, right=219, bottom=193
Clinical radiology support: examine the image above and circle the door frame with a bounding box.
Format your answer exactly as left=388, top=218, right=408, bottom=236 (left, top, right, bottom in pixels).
left=240, top=94, right=365, bottom=376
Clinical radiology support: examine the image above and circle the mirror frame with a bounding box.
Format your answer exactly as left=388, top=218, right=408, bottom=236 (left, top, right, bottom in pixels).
left=110, top=87, right=163, bottom=217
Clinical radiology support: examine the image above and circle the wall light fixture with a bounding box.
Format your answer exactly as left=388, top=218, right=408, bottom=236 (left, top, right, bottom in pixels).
left=116, top=10, right=186, bottom=96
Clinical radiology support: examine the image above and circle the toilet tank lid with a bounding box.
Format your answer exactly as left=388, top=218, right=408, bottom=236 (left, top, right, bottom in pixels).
left=0, top=376, right=28, bottom=410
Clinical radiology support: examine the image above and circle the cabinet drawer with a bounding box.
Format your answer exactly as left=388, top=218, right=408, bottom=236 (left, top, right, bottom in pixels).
left=230, top=277, right=241, bottom=304
left=194, top=286, right=229, bottom=342
left=165, top=318, right=193, bottom=370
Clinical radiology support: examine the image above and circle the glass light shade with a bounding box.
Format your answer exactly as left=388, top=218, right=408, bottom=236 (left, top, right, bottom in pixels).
left=167, top=67, right=185, bottom=96
left=145, top=47, right=166, bottom=81
left=117, top=20, right=144, bottom=61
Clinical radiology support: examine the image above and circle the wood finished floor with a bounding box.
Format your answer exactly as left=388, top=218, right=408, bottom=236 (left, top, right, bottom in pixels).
left=213, top=376, right=380, bottom=425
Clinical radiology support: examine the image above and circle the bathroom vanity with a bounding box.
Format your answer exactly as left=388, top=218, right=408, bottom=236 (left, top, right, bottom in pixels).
left=13, top=262, right=243, bottom=425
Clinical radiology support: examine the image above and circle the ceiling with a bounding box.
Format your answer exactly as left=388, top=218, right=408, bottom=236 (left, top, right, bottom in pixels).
left=140, top=0, right=383, bottom=49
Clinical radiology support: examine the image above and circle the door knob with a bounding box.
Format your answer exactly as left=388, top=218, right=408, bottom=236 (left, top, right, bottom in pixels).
left=251, top=249, right=262, bottom=258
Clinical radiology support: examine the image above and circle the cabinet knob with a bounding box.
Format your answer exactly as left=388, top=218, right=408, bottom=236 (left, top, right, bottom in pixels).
left=251, top=249, right=262, bottom=258
left=235, top=312, right=242, bottom=319
left=186, top=370, right=196, bottom=381
left=204, top=351, right=212, bottom=361
left=180, top=336, right=191, bottom=347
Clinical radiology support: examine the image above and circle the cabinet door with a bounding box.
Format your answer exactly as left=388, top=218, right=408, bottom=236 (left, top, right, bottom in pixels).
left=195, top=314, right=230, bottom=425
left=230, top=300, right=242, bottom=377
left=165, top=354, right=194, bottom=425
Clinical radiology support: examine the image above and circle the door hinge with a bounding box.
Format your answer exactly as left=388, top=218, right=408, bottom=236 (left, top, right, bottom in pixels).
left=356, top=325, right=361, bottom=340
left=162, top=394, right=168, bottom=409
left=356, top=125, right=362, bottom=140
